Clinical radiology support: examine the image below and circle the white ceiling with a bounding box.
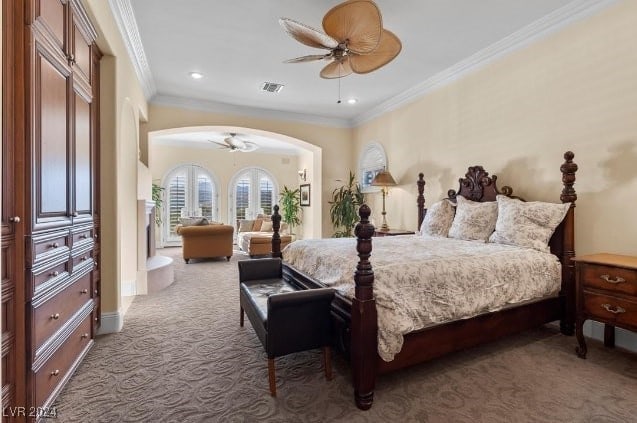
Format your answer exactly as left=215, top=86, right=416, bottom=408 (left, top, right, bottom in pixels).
left=128, top=0, right=597, bottom=124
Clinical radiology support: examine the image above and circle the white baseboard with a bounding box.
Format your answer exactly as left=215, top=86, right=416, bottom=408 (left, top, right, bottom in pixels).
left=583, top=321, right=637, bottom=353
left=97, top=311, right=123, bottom=335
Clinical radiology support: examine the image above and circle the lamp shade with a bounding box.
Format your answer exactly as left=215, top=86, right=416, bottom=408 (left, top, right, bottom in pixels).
left=371, top=169, right=397, bottom=187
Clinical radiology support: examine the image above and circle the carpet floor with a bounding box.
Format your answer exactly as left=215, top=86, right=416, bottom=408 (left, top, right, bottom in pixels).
left=54, top=247, right=637, bottom=422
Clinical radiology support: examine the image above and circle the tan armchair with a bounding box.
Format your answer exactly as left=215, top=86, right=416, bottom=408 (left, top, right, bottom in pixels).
left=176, top=224, right=234, bottom=263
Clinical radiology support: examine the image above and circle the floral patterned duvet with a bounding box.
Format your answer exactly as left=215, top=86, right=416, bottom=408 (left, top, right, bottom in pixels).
left=282, top=235, right=562, bottom=361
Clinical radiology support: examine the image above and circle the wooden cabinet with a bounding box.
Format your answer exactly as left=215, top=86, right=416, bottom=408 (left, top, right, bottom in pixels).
left=2, top=0, right=101, bottom=418
left=574, top=253, right=637, bottom=358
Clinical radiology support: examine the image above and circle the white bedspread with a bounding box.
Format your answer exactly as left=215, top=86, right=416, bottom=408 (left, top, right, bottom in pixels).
left=282, top=235, right=562, bottom=361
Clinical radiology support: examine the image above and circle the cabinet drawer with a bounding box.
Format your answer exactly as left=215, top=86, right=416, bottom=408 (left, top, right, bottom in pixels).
left=30, top=260, right=70, bottom=296
left=72, top=249, right=93, bottom=272
left=28, top=231, right=70, bottom=268
left=33, top=312, right=92, bottom=408
left=584, top=293, right=637, bottom=329
left=32, top=273, right=92, bottom=352
left=582, top=263, right=637, bottom=296
left=71, top=226, right=94, bottom=250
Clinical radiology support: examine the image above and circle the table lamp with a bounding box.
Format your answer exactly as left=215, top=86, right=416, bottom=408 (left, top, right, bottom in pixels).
left=371, top=168, right=397, bottom=231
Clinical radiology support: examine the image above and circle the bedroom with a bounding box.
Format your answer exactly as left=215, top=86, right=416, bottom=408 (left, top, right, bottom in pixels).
left=1, top=0, right=636, bottom=420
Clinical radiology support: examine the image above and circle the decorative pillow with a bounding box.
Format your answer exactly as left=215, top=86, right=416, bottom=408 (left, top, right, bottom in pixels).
left=489, top=195, right=571, bottom=252
left=179, top=217, right=207, bottom=226
left=280, top=222, right=289, bottom=235
left=252, top=219, right=264, bottom=231
left=238, top=219, right=255, bottom=232
left=419, top=199, right=455, bottom=237
left=260, top=221, right=273, bottom=232
left=448, top=196, right=498, bottom=242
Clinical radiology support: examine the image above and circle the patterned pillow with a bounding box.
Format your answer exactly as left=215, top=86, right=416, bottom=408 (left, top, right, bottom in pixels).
left=448, top=196, right=498, bottom=242
left=260, top=221, right=273, bottom=232
left=419, top=199, right=455, bottom=237
left=489, top=195, right=571, bottom=252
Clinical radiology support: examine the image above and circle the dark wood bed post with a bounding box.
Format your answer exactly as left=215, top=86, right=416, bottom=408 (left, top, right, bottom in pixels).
left=271, top=205, right=282, bottom=258
left=417, top=173, right=426, bottom=231
left=559, top=151, right=578, bottom=335
left=351, top=204, right=377, bottom=410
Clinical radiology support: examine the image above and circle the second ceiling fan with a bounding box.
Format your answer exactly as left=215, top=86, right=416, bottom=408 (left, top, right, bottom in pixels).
left=210, top=133, right=258, bottom=153
left=279, top=0, right=402, bottom=79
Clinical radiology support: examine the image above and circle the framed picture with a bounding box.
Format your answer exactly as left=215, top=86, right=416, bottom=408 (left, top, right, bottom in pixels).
left=299, top=184, right=311, bottom=207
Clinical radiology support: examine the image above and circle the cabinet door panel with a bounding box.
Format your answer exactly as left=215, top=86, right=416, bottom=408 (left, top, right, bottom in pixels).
left=71, top=21, right=91, bottom=86
left=34, top=0, right=66, bottom=51
left=74, top=89, right=92, bottom=218
left=33, top=38, right=72, bottom=230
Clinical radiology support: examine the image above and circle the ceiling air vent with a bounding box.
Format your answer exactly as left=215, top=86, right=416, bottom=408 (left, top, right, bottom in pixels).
left=261, top=82, right=284, bottom=93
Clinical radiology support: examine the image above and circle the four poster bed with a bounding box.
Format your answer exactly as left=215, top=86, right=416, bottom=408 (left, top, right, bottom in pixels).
left=269, top=151, right=578, bottom=410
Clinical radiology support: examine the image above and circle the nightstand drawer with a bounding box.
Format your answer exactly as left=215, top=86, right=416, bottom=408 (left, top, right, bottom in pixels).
left=582, top=264, right=637, bottom=296
left=584, top=293, right=637, bottom=329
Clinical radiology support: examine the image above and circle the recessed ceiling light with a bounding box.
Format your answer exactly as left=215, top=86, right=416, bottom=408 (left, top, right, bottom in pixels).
left=347, top=98, right=358, bottom=105
left=190, top=72, right=204, bottom=80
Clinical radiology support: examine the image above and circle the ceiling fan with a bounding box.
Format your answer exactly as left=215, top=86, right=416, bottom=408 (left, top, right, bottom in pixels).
left=210, top=133, right=258, bottom=153
left=279, top=0, right=402, bottom=79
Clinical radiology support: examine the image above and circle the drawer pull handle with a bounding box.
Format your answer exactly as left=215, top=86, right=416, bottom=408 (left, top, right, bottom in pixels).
left=81, top=289, right=88, bottom=294
left=80, top=234, right=88, bottom=239
left=51, top=369, right=60, bottom=376
left=49, top=271, right=59, bottom=277
left=600, top=274, right=625, bottom=284
left=81, top=256, right=88, bottom=261
left=601, top=304, right=626, bottom=314
left=50, top=313, right=60, bottom=320
left=94, top=289, right=98, bottom=295
left=50, top=242, right=59, bottom=248
left=81, top=333, right=89, bottom=339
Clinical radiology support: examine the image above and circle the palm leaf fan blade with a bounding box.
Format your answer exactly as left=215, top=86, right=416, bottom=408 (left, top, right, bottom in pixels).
left=350, top=29, right=402, bottom=74
left=322, top=0, right=382, bottom=54
left=284, top=54, right=329, bottom=63
left=279, top=18, right=338, bottom=49
left=320, top=57, right=353, bottom=79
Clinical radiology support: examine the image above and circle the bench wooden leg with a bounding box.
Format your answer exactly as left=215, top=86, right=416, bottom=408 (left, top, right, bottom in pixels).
left=240, top=306, right=244, bottom=327
left=323, top=346, right=332, bottom=381
left=268, top=358, right=276, bottom=396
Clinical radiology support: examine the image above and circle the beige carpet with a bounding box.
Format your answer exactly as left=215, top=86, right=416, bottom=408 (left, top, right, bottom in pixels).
left=54, top=247, right=637, bottom=422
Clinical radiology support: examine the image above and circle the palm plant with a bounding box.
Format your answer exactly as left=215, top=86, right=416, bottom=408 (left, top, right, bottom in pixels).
left=329, top=171, right=364, bottom=237
left=279, top=186, right=302, bottom=234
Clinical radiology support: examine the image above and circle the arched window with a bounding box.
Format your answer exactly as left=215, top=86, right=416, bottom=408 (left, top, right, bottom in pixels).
left=229, top=168, right=279, bottom=228
left=163, top=165, right=218, bottom=244
left=358, top=142, right=387, bottom=193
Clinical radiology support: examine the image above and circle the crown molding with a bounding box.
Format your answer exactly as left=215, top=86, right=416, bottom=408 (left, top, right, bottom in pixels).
left=352, top=0, right=620, bottom=127
left=151, top=94, right=352, bottom=128
left=108, top=0, right=156, bottom=99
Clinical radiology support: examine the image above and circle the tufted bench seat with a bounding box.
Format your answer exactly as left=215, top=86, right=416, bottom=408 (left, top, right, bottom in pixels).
left=238, top=258, right=334, bottom=396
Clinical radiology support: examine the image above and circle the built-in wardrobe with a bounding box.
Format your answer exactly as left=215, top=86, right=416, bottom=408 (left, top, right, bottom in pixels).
left=2, top=0, right=101, bottom=419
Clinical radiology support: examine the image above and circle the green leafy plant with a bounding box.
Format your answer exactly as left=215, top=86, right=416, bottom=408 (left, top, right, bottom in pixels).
left=279, top=186, right=302, bottom=234
left=329, top=171, right=365, bottom=237
left=152, top=182, right=165, bottom=226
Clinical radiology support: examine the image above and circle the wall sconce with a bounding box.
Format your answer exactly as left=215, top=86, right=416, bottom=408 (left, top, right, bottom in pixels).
left=298, top=168, right=307, bottom=182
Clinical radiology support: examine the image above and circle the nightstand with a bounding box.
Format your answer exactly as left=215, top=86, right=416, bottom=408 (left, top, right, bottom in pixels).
left=373, top=229, right=415, bottom=237
left=573, top=253, right=637, bottom=358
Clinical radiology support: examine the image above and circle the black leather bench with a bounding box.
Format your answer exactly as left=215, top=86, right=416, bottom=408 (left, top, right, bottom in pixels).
left=238, top=258, right=334, bottom=396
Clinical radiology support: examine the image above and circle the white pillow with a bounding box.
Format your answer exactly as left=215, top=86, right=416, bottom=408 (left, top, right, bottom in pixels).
left=420, top=199, right=455, bottom=237
left=489, top=195, right=570, bottom=252
left=448, top=196, right=498, bottom=242
left=260, top=221, right=273, bottom=232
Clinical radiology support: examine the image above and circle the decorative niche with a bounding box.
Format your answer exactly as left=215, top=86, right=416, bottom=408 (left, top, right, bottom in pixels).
left=358, top=142, right=387, bottom=193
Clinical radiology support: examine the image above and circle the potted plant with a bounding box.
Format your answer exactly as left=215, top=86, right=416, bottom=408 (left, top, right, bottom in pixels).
left=152, top=182, right=165, bottom=226
left=279, top=186, right=302, bottom=235
left=329, top=171, right=364, bottom=237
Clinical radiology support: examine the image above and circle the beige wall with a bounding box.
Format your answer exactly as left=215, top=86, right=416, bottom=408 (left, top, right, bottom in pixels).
left=354, top=0, right=637, bottom=256
left=150, top=144, right=299, bottom=236
left=142, top=104, right=353, bottom=238
left=83, top=0, right=148, bottom=319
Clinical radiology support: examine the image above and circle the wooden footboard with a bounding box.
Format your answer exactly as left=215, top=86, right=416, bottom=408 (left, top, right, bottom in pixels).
left=273, top=151, right=578, bottom=411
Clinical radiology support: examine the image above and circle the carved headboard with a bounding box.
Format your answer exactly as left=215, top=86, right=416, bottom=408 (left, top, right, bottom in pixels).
left=447, top=166, right=516, bottom=203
